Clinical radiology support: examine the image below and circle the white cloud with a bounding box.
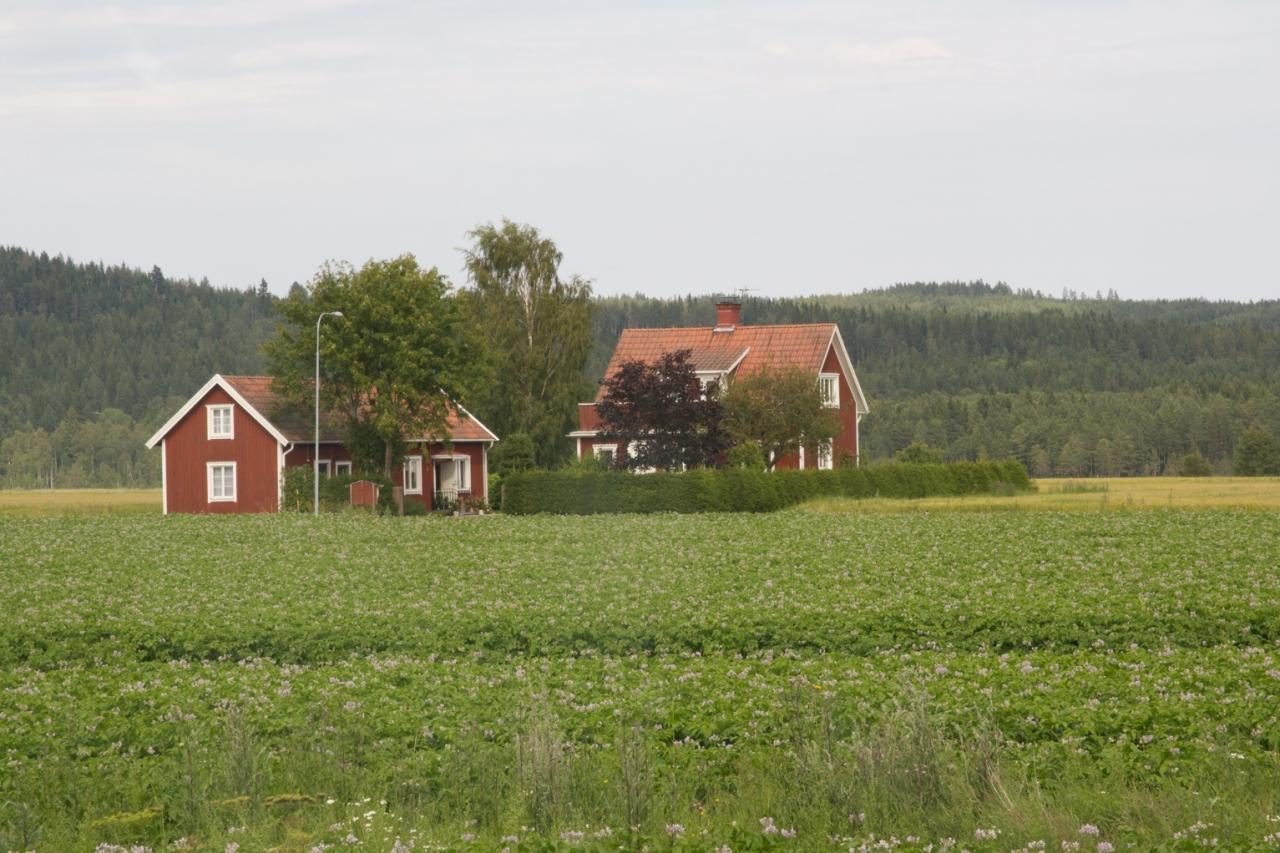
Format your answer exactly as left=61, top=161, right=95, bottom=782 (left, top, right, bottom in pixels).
left=829, top=37, right=951, bottom=65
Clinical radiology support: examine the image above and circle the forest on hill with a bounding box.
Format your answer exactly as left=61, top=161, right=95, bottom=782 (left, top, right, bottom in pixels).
left=1, top=246, right=1278, bottom=486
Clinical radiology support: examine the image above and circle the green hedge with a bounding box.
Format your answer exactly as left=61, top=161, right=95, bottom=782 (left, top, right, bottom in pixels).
left=281, top=467, right=396, bottom=513
left=502, top=459, right=1031, bottom=515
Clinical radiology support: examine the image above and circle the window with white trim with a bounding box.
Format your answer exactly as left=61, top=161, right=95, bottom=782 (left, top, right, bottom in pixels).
left=335, top=461, right=352, bottom=476
left=207, top=462, right=236, bottom=502
left=207, top=404, right=234, bottom=439
left=817, top=441, right=834, bottom=470
left=594, top=444, right=618, bottom=466
left=403, top=456, right=422, bottom=494
left=819, top=374, right=840, bottom=408
left=457, top=457, right=471, bottom=491
left=316, top=459, right=331, bottom=477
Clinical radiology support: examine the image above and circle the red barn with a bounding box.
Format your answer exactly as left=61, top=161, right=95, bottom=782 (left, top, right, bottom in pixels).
left=145, top=374, right=497, bottom=514
left=571, top=300, right=869, bottom=469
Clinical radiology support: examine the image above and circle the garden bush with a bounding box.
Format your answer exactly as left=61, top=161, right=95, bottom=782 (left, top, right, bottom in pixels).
left=502, top=459, right=1030, bottom=515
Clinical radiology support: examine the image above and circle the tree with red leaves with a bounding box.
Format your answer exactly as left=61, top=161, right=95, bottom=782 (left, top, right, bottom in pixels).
left=595, top=349, right=730, bottom=471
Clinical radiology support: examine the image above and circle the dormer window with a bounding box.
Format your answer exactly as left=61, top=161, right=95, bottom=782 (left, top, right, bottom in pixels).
left=818, top=374, right=840, bottom=408
left=207, top=404, right=234, bottom=439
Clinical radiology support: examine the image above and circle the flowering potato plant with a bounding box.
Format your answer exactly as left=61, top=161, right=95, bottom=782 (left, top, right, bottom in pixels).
left=1, top=510, right=1278, bottom=850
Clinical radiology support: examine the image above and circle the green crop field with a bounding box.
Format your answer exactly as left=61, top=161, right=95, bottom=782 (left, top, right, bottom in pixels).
left=3, top=510, right=1280, bottom=851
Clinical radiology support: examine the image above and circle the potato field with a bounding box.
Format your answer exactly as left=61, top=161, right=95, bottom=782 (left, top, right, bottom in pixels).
left=3, top=509, right=1280, bottom=851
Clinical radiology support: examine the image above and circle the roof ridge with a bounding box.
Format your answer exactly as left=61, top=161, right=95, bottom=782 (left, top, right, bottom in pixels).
left=620, top=322, right=836, bottom=332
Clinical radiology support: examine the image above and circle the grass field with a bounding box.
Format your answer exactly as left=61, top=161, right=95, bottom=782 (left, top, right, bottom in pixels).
left=0, top=488, right=160, bottom=516
left=1, top=477, right=1277, bottom=518
left=3, top=505, right=1280, bottom=851
left=806, top=475, right=1280, bottom=513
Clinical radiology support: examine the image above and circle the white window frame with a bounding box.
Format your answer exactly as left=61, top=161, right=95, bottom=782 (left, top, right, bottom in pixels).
left=316, top=459, right=331, bottom=478
left=817, top=440, right=834, bottom=471
left=819, top=373, right=840, bottom=409
left=206, top=404, right=235, bottom=439
left=403, top=455, right=423, bottom=495
left=207, top=461, right=236, bottom=502
left=457, top=457, right=471, bottom=491
left=594, top=444, right=618, bottom=465
left=335, top=460, right=352, bottom=476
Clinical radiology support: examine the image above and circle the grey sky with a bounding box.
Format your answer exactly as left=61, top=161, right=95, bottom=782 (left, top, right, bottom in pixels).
left=2, top=1, right=1277, bottom=300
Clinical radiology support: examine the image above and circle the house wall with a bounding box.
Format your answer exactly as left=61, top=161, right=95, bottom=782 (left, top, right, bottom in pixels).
left=823, top=344, right=860, bottom=465
left=163, top=386, right=280, bottom=513
left=285, top=441, right=489, bottom=508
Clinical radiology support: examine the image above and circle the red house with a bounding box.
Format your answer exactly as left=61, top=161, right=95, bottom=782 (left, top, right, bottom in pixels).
left=570, top=300, right=869, bottom=469
left=145, top=374, right=497, bottom=514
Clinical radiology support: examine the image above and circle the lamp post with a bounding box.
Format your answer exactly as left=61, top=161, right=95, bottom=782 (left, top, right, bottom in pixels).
left=315, top=310, right=343, bottom=516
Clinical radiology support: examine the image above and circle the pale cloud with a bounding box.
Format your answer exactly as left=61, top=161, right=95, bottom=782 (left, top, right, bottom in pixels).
left=0, top=1, right=1276, bottom=300
left=829, top=37, right=950, bottom=65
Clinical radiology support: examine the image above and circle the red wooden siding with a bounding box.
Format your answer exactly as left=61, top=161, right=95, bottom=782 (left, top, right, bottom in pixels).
left=822, top=343, right=859, bottom=465
left=283, top=441, right=488, bottom=508
left=162, top=386, right=280, bottom=514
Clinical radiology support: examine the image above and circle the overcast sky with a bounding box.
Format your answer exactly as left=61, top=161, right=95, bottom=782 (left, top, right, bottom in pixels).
left=2, top=1, right=1277, bottom=300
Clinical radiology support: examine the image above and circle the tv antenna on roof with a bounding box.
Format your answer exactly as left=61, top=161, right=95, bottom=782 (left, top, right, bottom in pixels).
left=734, top=287, right=754, bottom=300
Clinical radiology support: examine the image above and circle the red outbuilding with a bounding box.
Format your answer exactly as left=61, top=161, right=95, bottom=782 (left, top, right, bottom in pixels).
left=570, top=300, right=869, bottom=469
left=145, top=374, right=498, bottom=514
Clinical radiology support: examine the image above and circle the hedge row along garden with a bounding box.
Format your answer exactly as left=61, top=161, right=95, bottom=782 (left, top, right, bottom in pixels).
left=3, top=510, right=1280, bottom=851
left=500, top=460, right=1031, bottom=515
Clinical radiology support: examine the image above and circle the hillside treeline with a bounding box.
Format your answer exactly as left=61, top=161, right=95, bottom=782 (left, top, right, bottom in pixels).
left=3, top=247, right=1279, bottom=486
left=595, top=293, right=1280, bottom=474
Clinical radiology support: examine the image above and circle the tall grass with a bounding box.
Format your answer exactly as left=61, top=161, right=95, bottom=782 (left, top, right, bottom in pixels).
left=7, top=694, right=1278, bottom=850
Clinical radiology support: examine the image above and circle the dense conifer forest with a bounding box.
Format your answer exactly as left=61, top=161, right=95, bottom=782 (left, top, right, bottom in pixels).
left=2, top=246, right=1278, bottom=486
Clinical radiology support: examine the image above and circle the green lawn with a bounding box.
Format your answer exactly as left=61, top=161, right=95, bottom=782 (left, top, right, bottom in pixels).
left=3, top=510, right=1280, bottom=850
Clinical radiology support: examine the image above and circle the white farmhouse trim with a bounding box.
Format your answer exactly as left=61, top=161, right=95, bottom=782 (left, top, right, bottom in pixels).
left=207, top=461, right=237, bottom=503
left=480, top=446, right=488, bottom=501
left=278, top=442, right=290, bottom=513
left=825, top=328, right=870, bottom=415
left=206, top=403, right=234, bottom=439
left=403, top=455, right=423, bottom=495
left=146, top=374, right=289, bottom=448
left=818, top=372, right=840, bottom=408
left=161, top=438, right=168, bottom=515
left=799, top=444, right=805, bottom=470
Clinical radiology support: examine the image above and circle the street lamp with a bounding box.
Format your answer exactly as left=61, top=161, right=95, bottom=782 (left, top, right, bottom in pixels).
left=315, top=310, right=344, bottom=516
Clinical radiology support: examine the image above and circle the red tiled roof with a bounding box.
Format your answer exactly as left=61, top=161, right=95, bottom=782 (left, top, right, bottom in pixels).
left=594, top=324, right=837, bottom=400
left=221, top=375, right=497, bottom=443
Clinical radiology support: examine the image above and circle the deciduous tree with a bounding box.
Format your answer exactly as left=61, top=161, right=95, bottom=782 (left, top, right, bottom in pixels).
left=462, top=221, right=593, bottom=468
left=596, top=350, right=730, bottom=471
left=264, top=255, right=480, bottom=479
left=721, top=368, right=841, bottom=471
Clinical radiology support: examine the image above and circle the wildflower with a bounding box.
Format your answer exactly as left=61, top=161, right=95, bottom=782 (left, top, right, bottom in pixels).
left=1078, top=824, right=1099, bottom=836
left=975, top=827, right=999, bottom=840
left=390, top=840, right=411, bottom=853
left=761, top=816, right=779, bottom=835
left=460, top=833, right=475, bottom=842
left=667, top=823, right=685, bottom=837
left=1096, top=843, right=1114, bottom=853
left=780, top=827, right=796, bottom=838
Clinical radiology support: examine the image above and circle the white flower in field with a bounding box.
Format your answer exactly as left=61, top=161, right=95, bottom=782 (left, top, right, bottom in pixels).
left=344, top=832, right=360, bottom=845
left=559, top=830, right=584, bottom=843
left=1096, top=843, right=1114, bottom=853
left=975, top=827, right=999, bottom=840
left=225, top=845, right=240, bottom=853
left=715, top=847, right=733, bottom=853
left=760, top=816, right=778, bottom=835
left=780, top=827, right=796, bottom=838
left=1078, top=824, right=1099, bottom=836
left=666, top=823, right=685, bottom=837
left=460, top=834, right=475, bottom=842
left=389, top=840, right=411, bottom=853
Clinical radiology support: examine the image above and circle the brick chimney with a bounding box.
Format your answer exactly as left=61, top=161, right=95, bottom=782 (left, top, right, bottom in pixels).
left=714, top=300, right=742, bottom=332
